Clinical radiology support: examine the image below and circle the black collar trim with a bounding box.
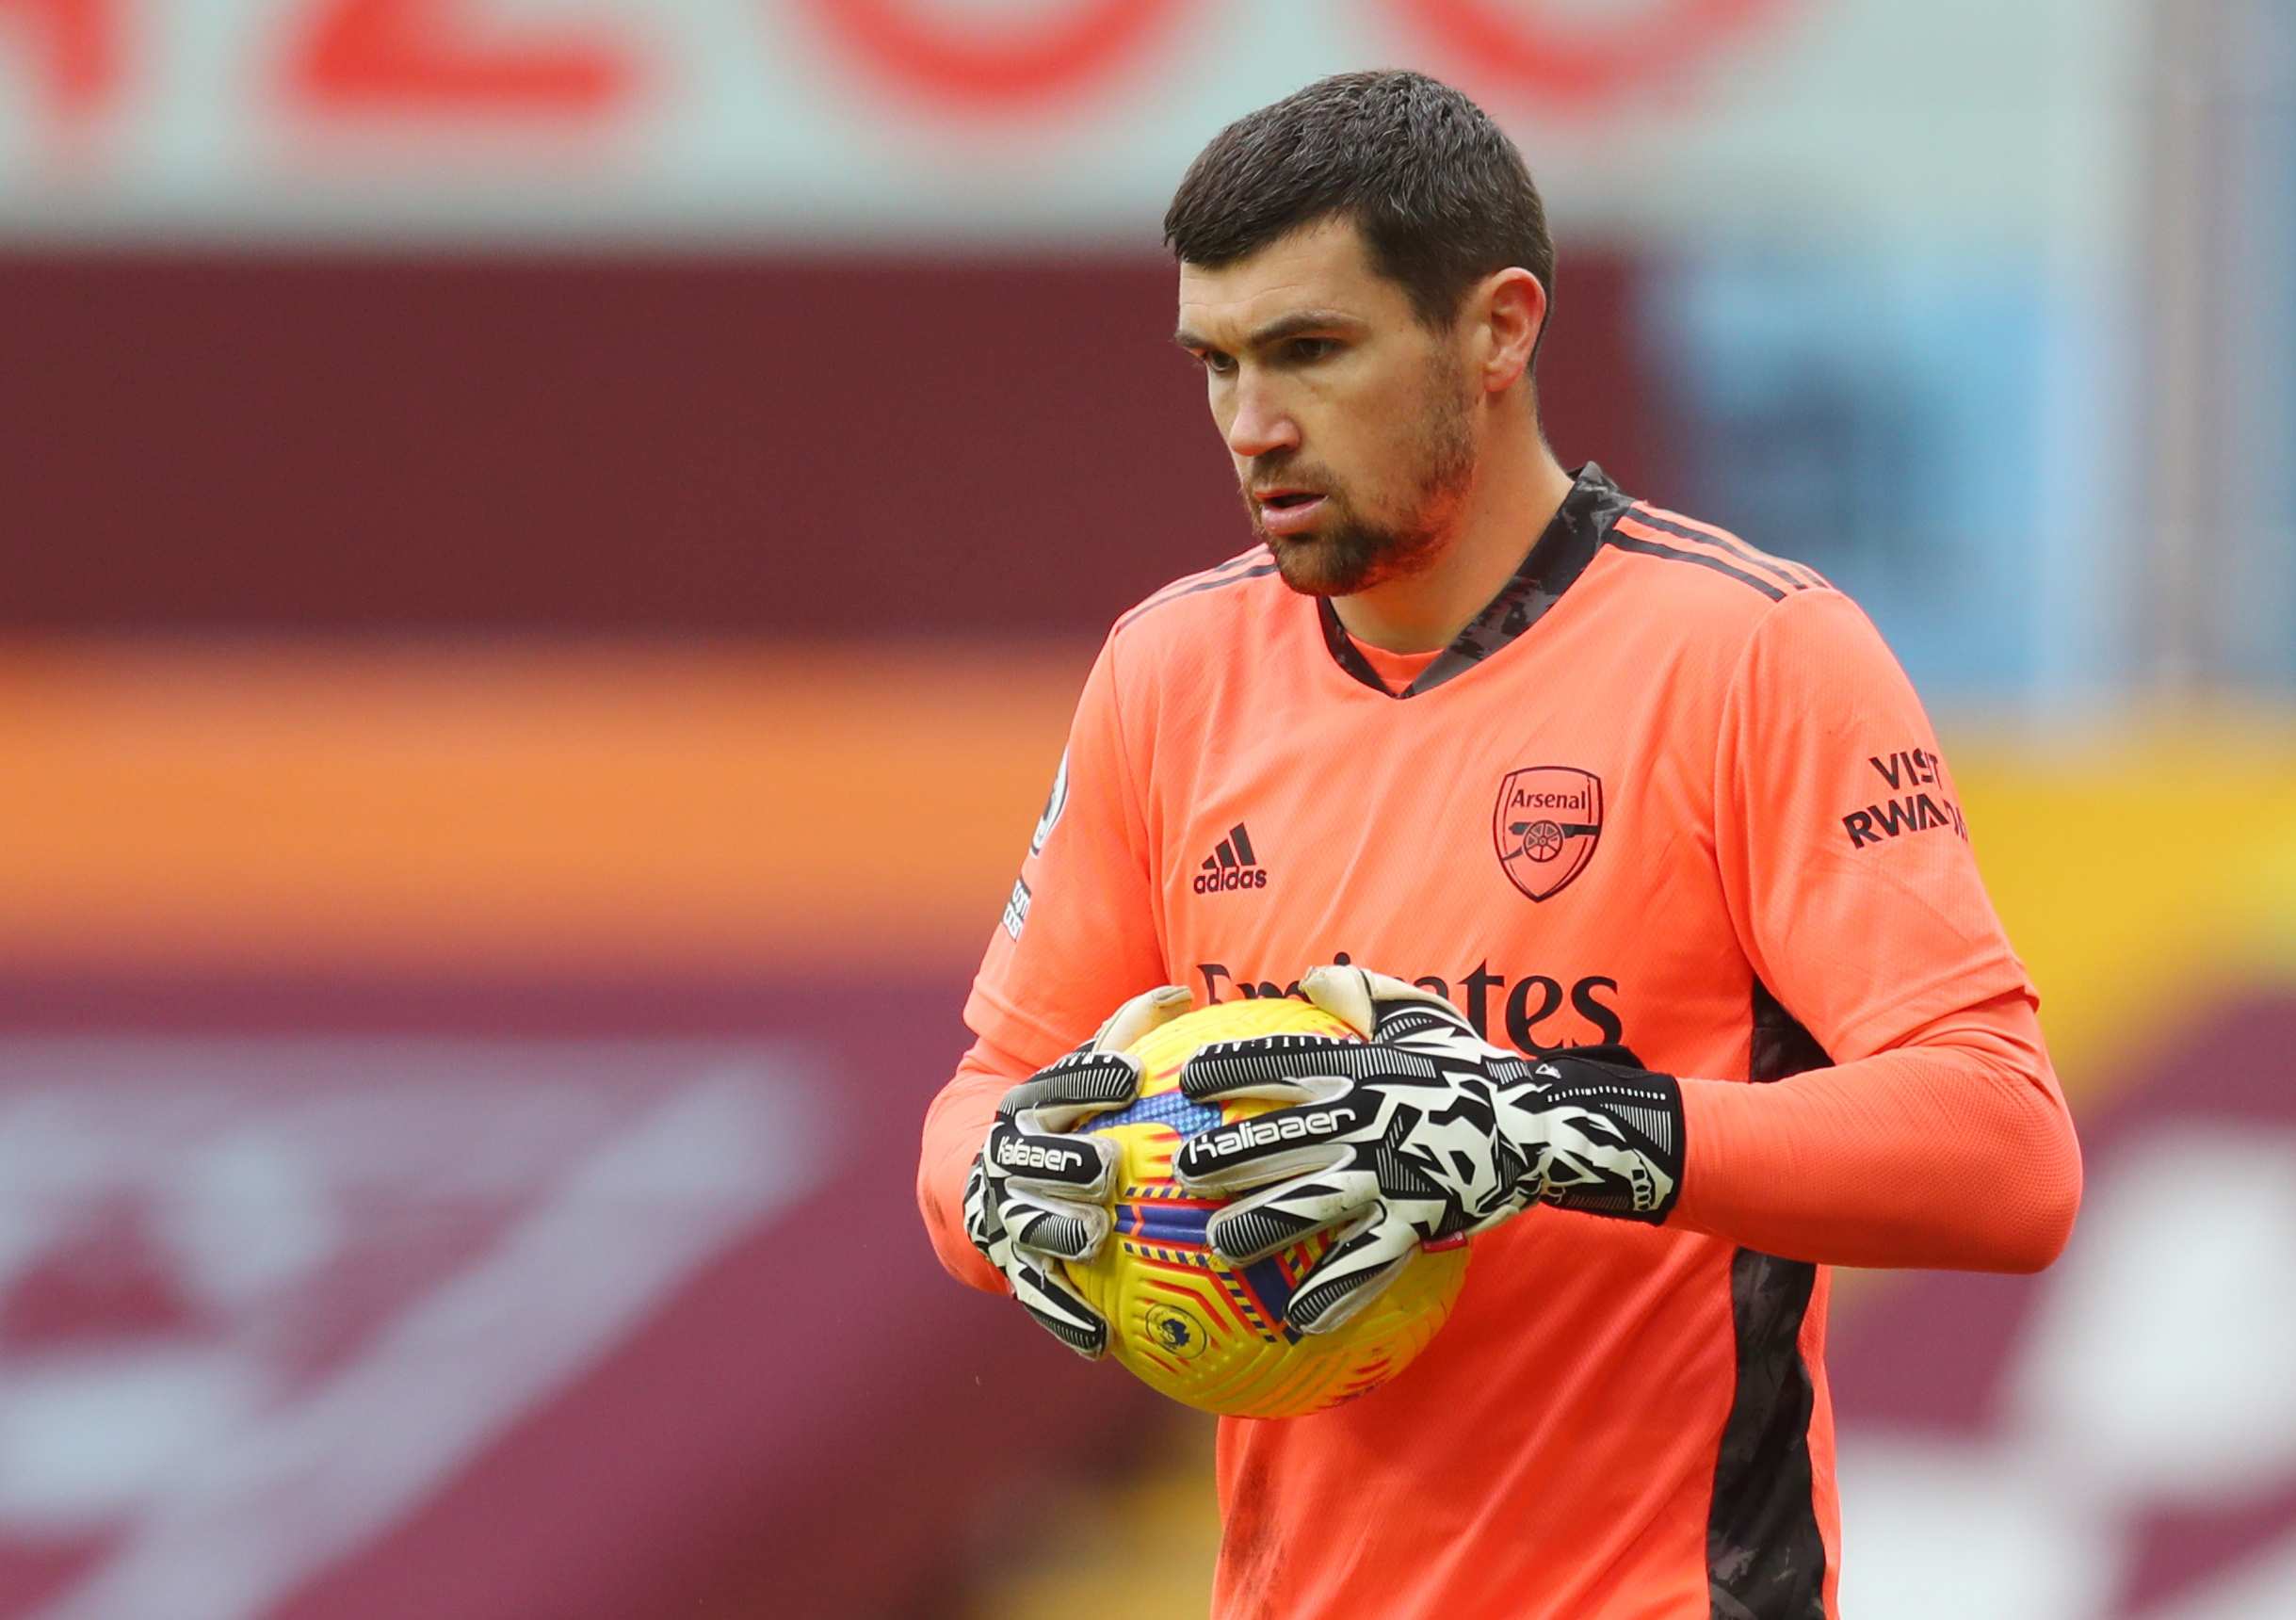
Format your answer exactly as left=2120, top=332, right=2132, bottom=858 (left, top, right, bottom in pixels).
left=1319, top=462, right=1632, bottom=697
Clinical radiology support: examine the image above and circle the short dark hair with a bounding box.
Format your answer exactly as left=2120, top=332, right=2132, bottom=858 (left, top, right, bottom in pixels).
left=1164, top=70, right=1554, bottom=342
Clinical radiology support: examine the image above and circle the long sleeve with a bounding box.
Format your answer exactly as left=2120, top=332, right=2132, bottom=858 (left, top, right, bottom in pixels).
left=915, top=626, right=1168, bottom=1290
left=1671, top=990, right=2080, bottom=1269
left=1678, top=585, right=2081, bottom=1267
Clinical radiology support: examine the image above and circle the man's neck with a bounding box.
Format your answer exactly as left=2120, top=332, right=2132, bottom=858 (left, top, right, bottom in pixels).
left=1332, top=428, right=1576, bottom=655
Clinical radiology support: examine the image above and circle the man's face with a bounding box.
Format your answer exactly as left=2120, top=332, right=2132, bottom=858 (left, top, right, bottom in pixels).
left=1175, top=218, right=1478, bottom=597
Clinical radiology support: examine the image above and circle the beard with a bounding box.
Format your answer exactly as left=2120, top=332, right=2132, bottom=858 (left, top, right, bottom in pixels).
left=1246, top=361, right=1479, bottom=599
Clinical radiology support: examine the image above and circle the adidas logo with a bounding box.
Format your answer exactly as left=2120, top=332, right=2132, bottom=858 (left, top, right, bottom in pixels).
left=1192, top=823, right=1268, bottom=894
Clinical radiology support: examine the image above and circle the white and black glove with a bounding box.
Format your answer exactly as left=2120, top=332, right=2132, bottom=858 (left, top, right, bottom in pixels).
left=1173, top=965, right=1683, bottom=1333
left=963, top=984, right=1192, bottom=1356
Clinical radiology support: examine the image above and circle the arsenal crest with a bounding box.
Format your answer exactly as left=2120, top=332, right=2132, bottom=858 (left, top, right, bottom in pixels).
left=1494, top=767, right=1603, bottom=901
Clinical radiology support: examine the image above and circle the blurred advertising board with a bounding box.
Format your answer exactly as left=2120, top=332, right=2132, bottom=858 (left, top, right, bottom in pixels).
left=0, top=0, right=2131, bottom=250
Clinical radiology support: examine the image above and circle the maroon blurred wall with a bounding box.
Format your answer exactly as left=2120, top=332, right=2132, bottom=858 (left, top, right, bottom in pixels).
left=2, top=251, right=1661, bottom=634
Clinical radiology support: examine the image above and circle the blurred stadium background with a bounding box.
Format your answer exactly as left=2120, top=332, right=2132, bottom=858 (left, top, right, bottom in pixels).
left=1, top=2, right=2291, bottom=1615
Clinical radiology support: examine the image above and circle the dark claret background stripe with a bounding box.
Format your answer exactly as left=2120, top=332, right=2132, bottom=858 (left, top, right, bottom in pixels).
left=0, top=253, right=1664, bottom=638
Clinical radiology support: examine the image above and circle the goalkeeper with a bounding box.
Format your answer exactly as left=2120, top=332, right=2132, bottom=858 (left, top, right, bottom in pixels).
left=920, top=70, right=2080, bottom=1620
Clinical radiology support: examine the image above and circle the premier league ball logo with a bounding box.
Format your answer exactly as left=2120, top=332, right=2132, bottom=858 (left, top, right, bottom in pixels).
left=1143, top=1302, right=1207, bottom=1361
left=1493, top=767, right=1603, bottom=901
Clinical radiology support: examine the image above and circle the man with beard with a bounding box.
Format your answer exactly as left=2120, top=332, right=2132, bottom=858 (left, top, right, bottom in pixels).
left=917, top=70, right=2080, bottom=1620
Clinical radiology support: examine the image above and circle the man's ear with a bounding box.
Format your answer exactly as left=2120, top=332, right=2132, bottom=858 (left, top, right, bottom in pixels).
left=1472, top=267, right=1546, bottom=397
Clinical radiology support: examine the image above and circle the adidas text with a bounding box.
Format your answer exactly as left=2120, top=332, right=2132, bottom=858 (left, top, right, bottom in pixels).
left=1192, top=867, right=1268, bottom=894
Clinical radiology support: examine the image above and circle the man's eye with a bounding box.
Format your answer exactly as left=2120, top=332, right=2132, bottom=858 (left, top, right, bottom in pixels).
left=1201, top=351, right=1236, bottom=376
left=1288, top=338, right=1335, bottom=363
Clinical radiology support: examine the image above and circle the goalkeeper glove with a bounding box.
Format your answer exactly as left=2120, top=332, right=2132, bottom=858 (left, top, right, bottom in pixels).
left=1172, top=965, right=1684, bottom=1333
left=963, top=984, right=1192, bottom=1357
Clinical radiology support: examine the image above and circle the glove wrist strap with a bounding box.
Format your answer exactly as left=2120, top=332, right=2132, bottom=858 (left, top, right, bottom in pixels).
left=1506, top=1063, right=1687, bottom=1224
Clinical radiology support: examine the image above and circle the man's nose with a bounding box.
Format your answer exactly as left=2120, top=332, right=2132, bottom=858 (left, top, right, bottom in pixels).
left=1224, top=379, right=1300, bottom=460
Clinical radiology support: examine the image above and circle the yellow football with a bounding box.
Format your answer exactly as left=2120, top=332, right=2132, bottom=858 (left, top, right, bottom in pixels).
left=1063, top=996, right=1472, bottom=1418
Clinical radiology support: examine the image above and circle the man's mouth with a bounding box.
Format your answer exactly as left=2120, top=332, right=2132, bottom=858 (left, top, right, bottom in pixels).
left=1253, top=488, right=1329, bottom=536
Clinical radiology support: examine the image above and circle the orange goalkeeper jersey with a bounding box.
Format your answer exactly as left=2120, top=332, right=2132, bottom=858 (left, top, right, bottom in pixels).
left=921, top=465, right=2076, bottom=1618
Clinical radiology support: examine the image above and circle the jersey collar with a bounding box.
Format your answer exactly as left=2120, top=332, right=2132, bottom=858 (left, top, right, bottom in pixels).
left=1318, top=462, right=1633, bottom=698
